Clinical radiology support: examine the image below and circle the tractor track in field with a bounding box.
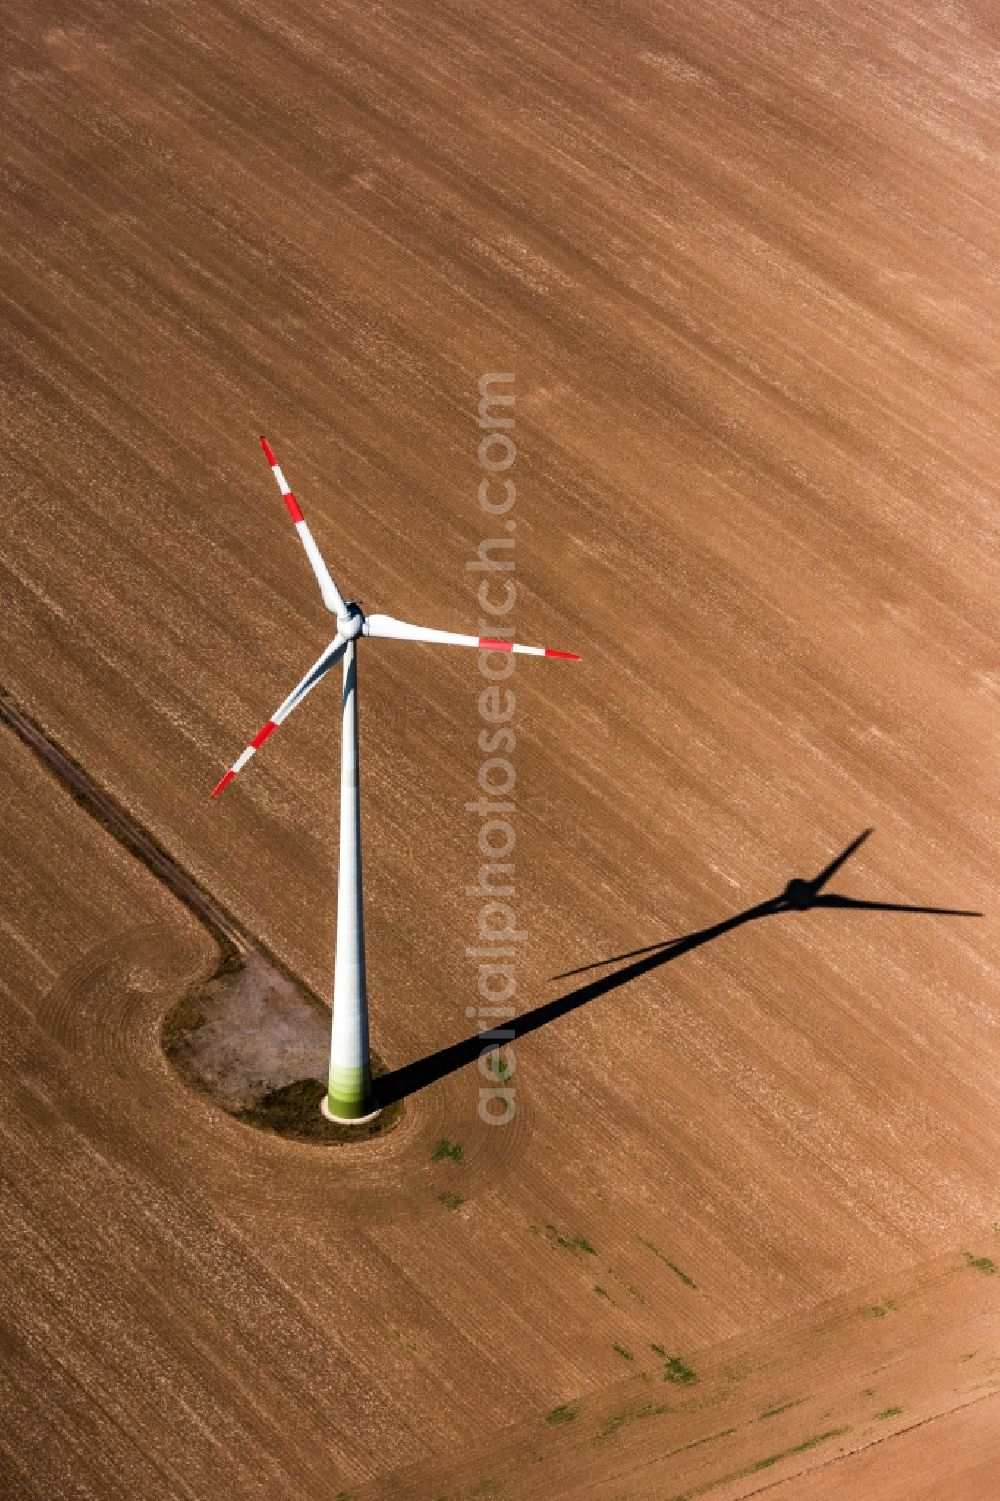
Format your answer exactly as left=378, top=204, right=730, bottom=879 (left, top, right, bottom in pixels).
left=2, top=681, right=249, bottom=975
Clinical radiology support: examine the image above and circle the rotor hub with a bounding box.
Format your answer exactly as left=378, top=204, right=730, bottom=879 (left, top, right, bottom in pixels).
left=338, top=601, right=365, bottom=640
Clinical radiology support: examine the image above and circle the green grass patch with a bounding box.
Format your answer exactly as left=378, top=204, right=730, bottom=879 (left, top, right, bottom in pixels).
left=651, top=1346, right=696, bottom=1385
left=432, top=1138, right=463, bottom=1162
left=874, top=1406, right=902, bottom=1420
left=438, top=1191, right=464, bottom=1211
left=963, top=1252, right=997, bottom=1274
left=594, top=1285, right=610, bottom=1300
left=865, top=1300, right=896, bottom=1318
left=612, top=1344, right=634, bottom=1362
left=638, top=1238, right=698, bottom=1289
left=544, top=1224, right=596, bottom=1255
left=545, top=1403, right=580, bottom=1425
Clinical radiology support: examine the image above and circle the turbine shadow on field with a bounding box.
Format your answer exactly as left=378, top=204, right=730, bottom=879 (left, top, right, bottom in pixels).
left=376, top=830, right=981, bottom=1108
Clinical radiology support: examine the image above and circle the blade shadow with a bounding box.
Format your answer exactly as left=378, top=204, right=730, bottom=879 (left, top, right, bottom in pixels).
left=809, top=827, right=873, bottom=893
left=809, top=895, right=981, bottom=916
left=552, top=938, right=691, bottom=981
left=375, top=831, right=982, bottom=1109
left=376, top=899, right=779, bottom=1108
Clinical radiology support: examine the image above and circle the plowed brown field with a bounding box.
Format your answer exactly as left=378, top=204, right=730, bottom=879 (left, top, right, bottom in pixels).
left=1, top=1, right=998, bottom=1496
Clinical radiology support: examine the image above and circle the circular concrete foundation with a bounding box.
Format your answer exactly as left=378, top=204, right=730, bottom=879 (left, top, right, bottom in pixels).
left=320, top=1095, right=383, bottom=1126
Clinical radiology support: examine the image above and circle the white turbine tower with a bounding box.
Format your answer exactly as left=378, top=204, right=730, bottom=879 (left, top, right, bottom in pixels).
left=212, top=436, right=580, bottom=1123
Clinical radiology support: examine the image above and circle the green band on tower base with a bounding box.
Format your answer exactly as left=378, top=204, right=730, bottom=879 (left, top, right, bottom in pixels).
left=326, top=1060, right=375, bottom=1120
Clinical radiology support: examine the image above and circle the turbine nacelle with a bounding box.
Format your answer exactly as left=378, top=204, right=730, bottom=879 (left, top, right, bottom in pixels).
left=338, top=602, right=365, bottom=640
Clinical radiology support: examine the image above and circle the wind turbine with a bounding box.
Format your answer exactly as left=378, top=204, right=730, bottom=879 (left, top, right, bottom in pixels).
left=212, top=436, right=580, bottom=1123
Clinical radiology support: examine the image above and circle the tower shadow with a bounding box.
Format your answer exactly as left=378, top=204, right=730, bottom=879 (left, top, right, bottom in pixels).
left=376, top=829, right=981, bottom=1108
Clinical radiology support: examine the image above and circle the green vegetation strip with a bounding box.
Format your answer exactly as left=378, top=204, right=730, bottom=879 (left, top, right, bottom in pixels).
left=758, top=1397, right=808, bottom=1421
left=667, top=1428, right=851, bottom=1500
left=663, top=1426, right=738, bottom=1461
left=638, top=1238, right=698, bottom=1289
left=595, top=1401, right=668, bottom=1442
left=544, top=1224, right=596, bottom=1254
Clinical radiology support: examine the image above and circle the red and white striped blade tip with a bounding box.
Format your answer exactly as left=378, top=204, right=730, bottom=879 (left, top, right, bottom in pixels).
left=210, top=719, right=279, bottom=798
left=478, top=636, right=581, bottom=659
left=259, top=434, right=306, bottom=524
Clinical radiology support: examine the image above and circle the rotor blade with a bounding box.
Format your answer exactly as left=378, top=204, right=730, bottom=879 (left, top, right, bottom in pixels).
left=809, top=828, right=873, bottom=892
left=364, top=613, right=580, bottom=659
left=812, top=894, right=982, bottom=916
left=260, top=435, right=347, bottom=617
left=211, top=634, right=346, bottom=796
